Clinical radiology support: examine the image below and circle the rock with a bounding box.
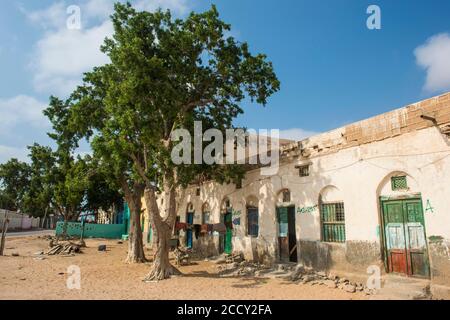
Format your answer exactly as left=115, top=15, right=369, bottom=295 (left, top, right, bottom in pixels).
left=117, top=241, right=123, bottom=244
left=323, top=280, right=337, bottom=289
left=328, top=273, right=337, bottom=280
left=338, top=277, right=348, bottom=284
left=98, top=245, right=107, bottom=252
left=294, top=264, right=305, bottom=273
left=277, top=264, right=286, bottom=271
left=33, top=256, right=46, bottom=261
left=304, top=267, right=314, bottom=274
left=302, top=275, right=315, bottom=284
left=364, top=287, right=373, bottom=295
left=317, top=271, right=327, bottom=278
left=11, top=252, right=20, bottom=257
left=214, top=256, right=227, bottom=264
left=34, top=251, right=44, bottom=255
left=343, top=284, right=356, bottom=293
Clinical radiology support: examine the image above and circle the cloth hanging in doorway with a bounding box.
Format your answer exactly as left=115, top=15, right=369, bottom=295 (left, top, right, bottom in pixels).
left=194, top=224, right=201, bottom=239
left=224, top=221, right=233, bottom=230
left=186, top=224, right=194, bottom=230
left=175, top=222, right=187, bottom=231
left=213, top=223, right=227, bottom=234
left=200, top=224, right=208, bottom=234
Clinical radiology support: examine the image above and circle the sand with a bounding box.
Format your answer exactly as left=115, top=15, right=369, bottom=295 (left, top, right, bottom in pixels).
left=0, top=236, right=367, bottom=300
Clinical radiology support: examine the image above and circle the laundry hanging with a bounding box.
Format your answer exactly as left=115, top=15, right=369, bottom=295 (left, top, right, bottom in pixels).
left=175, top=222, right=187, bottom=231
left=200, top=224, right=208, bottom=234
left=213, top=223, right=227, bottom=234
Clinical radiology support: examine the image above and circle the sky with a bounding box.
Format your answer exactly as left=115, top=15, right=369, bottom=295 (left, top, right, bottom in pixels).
left=0, top=0, right=450, bottom=164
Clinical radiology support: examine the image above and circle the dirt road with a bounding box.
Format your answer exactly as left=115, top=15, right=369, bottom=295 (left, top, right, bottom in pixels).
left=0, top=236, right=367, bottom=300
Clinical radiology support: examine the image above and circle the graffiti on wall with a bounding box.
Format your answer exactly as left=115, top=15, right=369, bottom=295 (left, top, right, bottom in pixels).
left=297, top=205, right=318, bottom=214
left=425, top=199, right=434, bottom=214
left=232, top=209, right=241, bottom=225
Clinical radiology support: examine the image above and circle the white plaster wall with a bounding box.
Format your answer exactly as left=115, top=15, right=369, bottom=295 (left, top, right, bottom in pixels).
left=159, top=126, right=450, bottom=257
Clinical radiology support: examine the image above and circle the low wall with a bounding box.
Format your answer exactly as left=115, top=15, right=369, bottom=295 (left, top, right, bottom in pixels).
left=0, top=210, right=40, bottom=231
left=55, top=222, right=125, bottom=239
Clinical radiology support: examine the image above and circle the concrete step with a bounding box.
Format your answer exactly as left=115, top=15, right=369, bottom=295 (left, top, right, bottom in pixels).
left=370, top=275, right=431, bottom=300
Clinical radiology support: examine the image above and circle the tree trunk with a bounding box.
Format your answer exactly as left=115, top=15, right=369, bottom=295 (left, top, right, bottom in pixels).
left=124, top=191, right=146, bottom=264
left=0, top=218, right=10, bottom=256
left=41, top=206, right=49, bottom=229
left=143, top=186, right=181, bottom=281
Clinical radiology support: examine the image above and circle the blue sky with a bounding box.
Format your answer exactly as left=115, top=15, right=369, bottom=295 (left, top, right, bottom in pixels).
left=1, top=0, right=450, bottom=163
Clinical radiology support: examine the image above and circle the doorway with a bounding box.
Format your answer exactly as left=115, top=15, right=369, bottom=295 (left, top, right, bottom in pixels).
left=277, top=206, right=297, bottom=262
left=186, top=212, right=194, bottom=248
left=381, top=197, right=430, bottom=278
left=219, top=209, right=233, bottom=254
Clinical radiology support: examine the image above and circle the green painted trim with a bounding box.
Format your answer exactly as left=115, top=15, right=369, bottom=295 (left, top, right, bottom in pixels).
left=56, top=222, right=125, bottom=239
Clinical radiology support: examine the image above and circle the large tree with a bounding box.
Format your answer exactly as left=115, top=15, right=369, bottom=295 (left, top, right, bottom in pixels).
left=68, top=3, right=279, bottom=275
left=0, top=159, right=31, bottom=211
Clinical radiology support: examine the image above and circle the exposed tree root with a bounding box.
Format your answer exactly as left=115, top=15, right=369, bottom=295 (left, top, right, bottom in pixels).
left=143, top=263, right=182, bottom=282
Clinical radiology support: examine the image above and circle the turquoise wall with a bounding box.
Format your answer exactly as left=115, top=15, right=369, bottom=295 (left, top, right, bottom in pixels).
left=55, top=222, right=126, bottom=239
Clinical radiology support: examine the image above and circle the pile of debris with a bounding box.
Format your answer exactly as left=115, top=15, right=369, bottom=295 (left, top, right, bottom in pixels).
left=45, top=238, right=84, bottom=256
left=216, top=253, right=273, bottom=277
left=216, top=257, right=376, bottom=296
left=288, top=265, right=376, bottom=295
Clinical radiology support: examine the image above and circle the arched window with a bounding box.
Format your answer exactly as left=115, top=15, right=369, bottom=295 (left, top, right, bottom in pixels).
left=319, top=186, right=345, bottom=243
left=202, top=203, right=211, bottom=224
left=246, top=196, right=259, bottom=237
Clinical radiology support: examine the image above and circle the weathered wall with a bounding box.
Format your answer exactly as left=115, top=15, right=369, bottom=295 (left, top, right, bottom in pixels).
left=141, top=92, right=450, bottom=298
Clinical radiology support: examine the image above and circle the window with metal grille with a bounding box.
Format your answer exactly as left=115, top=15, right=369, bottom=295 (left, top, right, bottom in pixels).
left=321, top=202, right=346, bottom=242
left=298, top=165, right=310, bottom=177
left=391, top=176, right=407, bottom=191
left=247, top=207, right=259, bottom=237
left=282, top=190, right=291, bottom=203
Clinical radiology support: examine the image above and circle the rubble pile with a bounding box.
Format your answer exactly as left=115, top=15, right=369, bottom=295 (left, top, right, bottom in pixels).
left=43, top=236, right=84, bottom=256
left=46, top=242, right=82, bottom=255
left=216, top=256, right=376, bottom=296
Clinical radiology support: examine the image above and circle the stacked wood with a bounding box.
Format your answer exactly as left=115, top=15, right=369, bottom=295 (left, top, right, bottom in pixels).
left=46, top=241, right=82, bottom=256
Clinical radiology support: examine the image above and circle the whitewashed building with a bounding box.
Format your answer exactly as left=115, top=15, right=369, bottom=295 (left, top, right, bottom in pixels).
left=142, top=92, right=450, bottom=298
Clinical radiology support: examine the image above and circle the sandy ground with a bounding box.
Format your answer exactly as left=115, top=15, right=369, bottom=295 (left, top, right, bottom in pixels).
left=0, top=236, right=367, bottom=300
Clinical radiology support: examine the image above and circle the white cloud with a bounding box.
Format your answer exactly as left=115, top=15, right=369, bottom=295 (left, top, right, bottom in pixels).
left=415, top=33, right=450, bottom=93
left=24, top=0, right=192, bottom=96
left=22, top=1, right=67, bottom=30
left=0, top=145, right=29, bottom=164
left=0, top=95, right=49, bottom=133
left=279, top=128, right=319, bottom=141
left=31, top=20, right=113, bottom=95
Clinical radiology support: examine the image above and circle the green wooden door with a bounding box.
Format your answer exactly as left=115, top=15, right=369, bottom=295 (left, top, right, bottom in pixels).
left=277, top=207, right=289, bottom=262
left=224, top=212, right=232, bottom=254
left=382, top=198, right=429, bottom=277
